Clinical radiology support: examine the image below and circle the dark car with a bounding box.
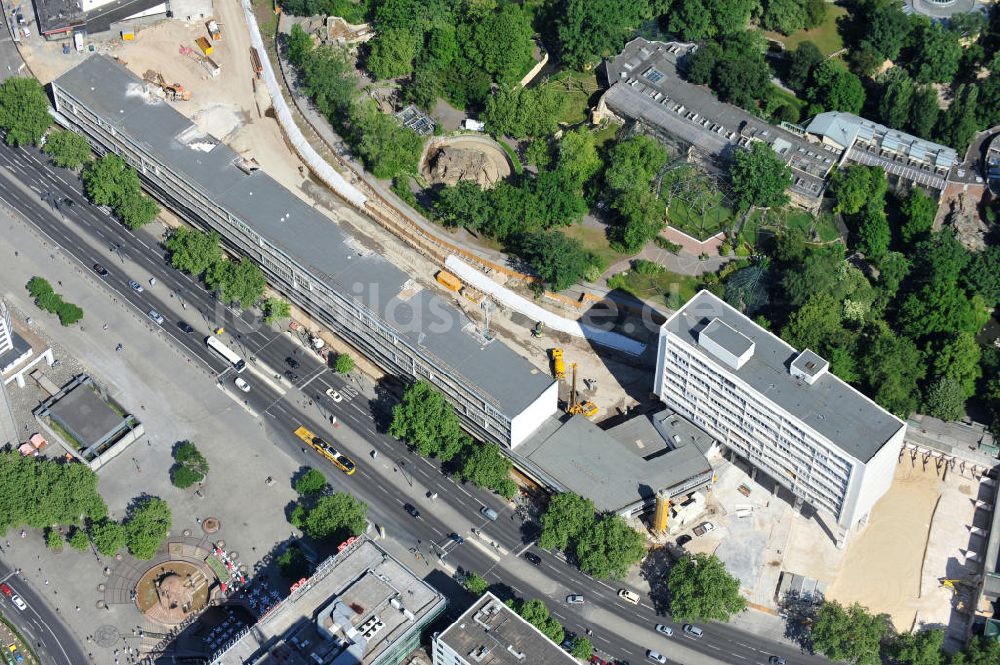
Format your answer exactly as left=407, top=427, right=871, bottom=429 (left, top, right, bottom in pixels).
left=404, top=503, right=420, bottom=518
left=561, top=631, right=576, bottom=650
left=676, top=534, right=692, bottom=547
left=284, top=370, right=299, bottom=382
left=92, top=263, right=109, bottom=277
left=176, top=320, right=195, bottom=334
left=523, top=551, right=542, bottom=566
left=449, top=532, right=465, bottom=545
left=768, top=658, right=785, bottom=665
left=285, top=356, right=300, bottom=368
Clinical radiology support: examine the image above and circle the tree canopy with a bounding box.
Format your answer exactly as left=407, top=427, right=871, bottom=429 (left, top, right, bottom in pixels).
left=295, top=468, right=329, bottom=496
left=809, top=600, right=888, bottom=665
left=728, top=142, right=791, bottom=210
left=0, top=452, right=107, bottom=534
left=89, top=518, right=127, bottom=557
left=513, top=599, right=564, bottom=645
left=666, top=553, right=746, bottom=622
left=484, top=85, right=564, bottom=139
left=170, top=441, right=209, bottom=489
left=555, top=0, right=654, bottom=69
left=806, top=61, right=865, bottom=115
left=42, top=131, right=92, bottom=169
left=303, top=492, right=368, bottom=541
left=124, top=497, right=172, bottom=560
left=539, top=492, right=596, bottom=551
left=82, top=154, right=159, bottom=230
left=0, top=77, right=53, bottom=146
left=538, top=492, right=645, bottom=578
left=389, top=380, right=471, bottom=461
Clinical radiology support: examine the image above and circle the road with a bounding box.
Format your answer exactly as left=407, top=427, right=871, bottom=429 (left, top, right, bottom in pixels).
left=0, top=141, right=828, bottom=665
left=0, top=562, right=88, bottom=665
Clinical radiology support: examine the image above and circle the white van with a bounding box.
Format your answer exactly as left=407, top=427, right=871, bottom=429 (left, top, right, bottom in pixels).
left=618, top=589, right=640, bottom=605
left=480, top=506, right=499, bottom=521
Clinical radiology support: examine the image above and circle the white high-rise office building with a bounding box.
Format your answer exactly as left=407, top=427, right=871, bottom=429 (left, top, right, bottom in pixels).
left=654, top=291, right=906, bottom=542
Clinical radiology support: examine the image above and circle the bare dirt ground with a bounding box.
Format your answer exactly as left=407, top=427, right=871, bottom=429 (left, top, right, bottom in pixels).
left=420, top=135, right=513, bottom=188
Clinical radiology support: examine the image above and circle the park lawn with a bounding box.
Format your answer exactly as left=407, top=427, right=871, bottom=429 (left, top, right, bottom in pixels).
left=764, top=4, right=848, bottom=56
left=541, top=69, right=601, bottom=125
left=768, top=85, right=807, bottom=116
left=607, top=265, right=702, bottom=309
left=667, top=196, right=734, bottom=241
left=592, top=122, right=621, bottom=149
left=560, top=223, right=628, bottom=268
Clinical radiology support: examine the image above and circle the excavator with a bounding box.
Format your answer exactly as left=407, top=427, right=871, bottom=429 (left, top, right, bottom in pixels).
left=143, top=70, right=192, bottom=101
left=567, top=362, right=598, bottom=418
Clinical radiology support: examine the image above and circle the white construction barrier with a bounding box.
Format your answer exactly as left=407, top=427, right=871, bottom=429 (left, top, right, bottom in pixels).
left=445, top=255, right=647, bottom=356
left=241, top=0, right=367, bottom=208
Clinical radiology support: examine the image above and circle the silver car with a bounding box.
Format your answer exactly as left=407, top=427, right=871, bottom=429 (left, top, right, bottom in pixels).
left=128, top=279, right=144, bottom=293
left=147, top=309, right=164, bottom=325
left=655, top=624, right=673, bottom=637
left=646, top=651, right=666, bottom=664
left=566, top=594, right=584, bottom=604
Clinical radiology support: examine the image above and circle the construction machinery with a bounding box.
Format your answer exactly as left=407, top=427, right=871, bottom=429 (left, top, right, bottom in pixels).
left=195, top=36, right=213, bottom=56
left=550, top=348, right=565, bottom=380
left=206, top=20, right=222, bottom=40
left=143, top=70, right=192, bottom=101
left=567, top=363, right=598, bottom=417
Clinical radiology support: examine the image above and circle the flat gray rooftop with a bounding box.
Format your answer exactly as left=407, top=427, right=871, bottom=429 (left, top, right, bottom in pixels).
left=48, top=383, right=128, bottom=448
left=517, top=411, right=713, bottom=513
left=52, top=56, right=553, bottom=418
left=604, top=38, right=836, bottom=200
left=438, top=593, right=577, bottom=665
left=665, top=291, right=904, bottom=463
left=212, top=537, right=445, bottom=665
left=33, top=0, right=84, bottom=35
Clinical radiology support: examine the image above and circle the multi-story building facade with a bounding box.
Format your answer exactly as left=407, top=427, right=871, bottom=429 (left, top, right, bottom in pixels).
left=51, top=55, right=556, bottom=449
left=432, top=592, right=577, bottom=665
left=655, top=291, right=906, bottom=543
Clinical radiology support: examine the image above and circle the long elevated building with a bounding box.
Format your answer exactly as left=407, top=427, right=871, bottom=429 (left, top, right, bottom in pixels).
left=655, top=291, right=906, bottom=544
left=51, top=55, right=557, bottom=449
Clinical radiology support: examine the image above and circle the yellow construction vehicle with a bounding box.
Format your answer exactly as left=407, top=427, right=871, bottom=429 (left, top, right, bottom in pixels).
left=567, top=363, right=598, bottom=417
left=550, top=348, right=565, bottom=380
left=143, top=70, right=192, bottom=101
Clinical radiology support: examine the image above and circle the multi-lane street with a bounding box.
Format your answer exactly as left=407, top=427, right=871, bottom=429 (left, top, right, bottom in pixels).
left=0, top=562, right=88, bottom=665
left=0, top=139, right=829, bottom=665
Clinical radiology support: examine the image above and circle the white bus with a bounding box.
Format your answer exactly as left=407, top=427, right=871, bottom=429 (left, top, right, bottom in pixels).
left=205, top=336, right=246, bottom=373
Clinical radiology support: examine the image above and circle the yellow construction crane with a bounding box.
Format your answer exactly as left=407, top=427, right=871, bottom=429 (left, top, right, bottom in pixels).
left=143, top=70, right=192, bottom=101
left=567, top=363, right=598, bottom=417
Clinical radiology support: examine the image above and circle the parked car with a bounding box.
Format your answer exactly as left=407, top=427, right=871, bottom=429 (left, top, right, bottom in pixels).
left=682, top=624, right=704, bottom=639
left=176, top=320, right=195, bottom=334
left=0, top=583, right=11, bottom=597
left=284, top=370, right=299, bottom=382
left=591, top=656, right=608, bottom=665
left=128, top=279, right=144, bottom=293
left=654, top=624, right=673, bottom=637
left=234, top=377, right=251, bottom=393
left=147, top=309, right=164, bottom=325
left=566, top=594, right=584, bottom=605
left=92, top=263, right=109, bottom=277
left=523, top=551, right=542, bottom=566
left=676, top=534, right=692, bottom=547
left=325, top=387, right=343, bottom=403
left=561, top=632, right=576, bottom=650
left=646, top=651, right=666, bottom=664
left=404, top=503, right=420, bottom=518
left=285, top=356, right=299, bottom=368
left=10, top=595, right=26, bottom=611
left=618, top=589, right=640, bottom=605
left=693, top=522, right=714, bottom=537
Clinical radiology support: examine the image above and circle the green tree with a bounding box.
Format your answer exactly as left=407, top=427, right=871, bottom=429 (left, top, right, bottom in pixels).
left=876, top=68, right=915, bottom=130
left=389, top=381, right=470, bottom=461
left=555, top=0, right=653, bottom=69
left=907, top=21, right=962, bottom=84
left=605, top=135, right=668, bottom=192
left=124, top=497, right=172, bottom=560
left=350, top=100, right=425, bottom=179
left=712, top=40, right=771, bottom=109
left=457, top=442, right=516, bottom=498
left=68, top=528, right=89, bottom=552
left=213, top=257, right=267, bottom=309
left=367, top=28, right=418, bottom=80
left=116, top=191, right=160, bottom=230
left=515, top=599, right=564, bottom=644
left=610, top=188, right=666, bottom=253
left=299, top=45, right=357, bottom=118
left=930, top=332, right=981, bottom=397
left=781, top=292, right=845, bottom=352
left=262, top=297, right=291, bottom=324
left=83, top=153, right=140, bottom=207
left=525, top=139, right=552, bottom=170
left=89, top=519, right=126, bottom=557
left=667, top=553, right=747, bottom=622
left=950, top=636, right=1000, bottom=665
left=936, top=83, right=979, bottom=152
left=856, top=200, right=890, bottom=259
left=286, top=23, right=314, bottom=66
left=557, top=128, right=601, bottom=190
left=0, top=77, right=53, bottom=146
left=575, top=514, right=646, bottom=579
left=729, top=142, right=791, bottom=210
left=0, top=452, right=107, bottom=534
left=276, top=542, right=310, bottom=580
left=685, top=41, right=721, bottom=85
left=42, top=131, right=93, bottom=169
left=810, top=600, right=888, bottom=665
left=466, top=4, right=534, bottom=86
left=964, top=245, right=1000, bottom=306
left=170, top=441, right=209, bottom=489
left=433, top=181, right=491, bottom=230
left=861, top=332, right=925, bottom=417
left=464, top=571, right=489, bottom=596
left=511, top=231, right=600, bottom=291
left=786, top=41, right=823, bottom=92
left=830, top=165, right=886, bottom=215
left=165, top=228, right=222, bottom=278
left=538, top=492, right=596, bottom=551
left=334, top=353, right=355, bottom=374
left=303, top=492, right=368, bottom=541
left=908, top=86, right=940, bottom=139
left=922, top=377, right=967, bottom=421
left=899, top=188, right=937, bottom=245
left=45, top=528, right=64, bottom=552
left=484, top=85, right=564, bottom=139
left=806, top=60, right=865, bottom=114
left=859, top=2, right=911, bottom=61
left=295, top=468, right=328, bottom=496
left=569, top=636, right=594, bottom=659
left=760, top=0, right=808, bottom=35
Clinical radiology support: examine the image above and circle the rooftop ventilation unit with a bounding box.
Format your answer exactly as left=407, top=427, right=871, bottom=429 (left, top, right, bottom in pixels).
left=698, top=318, right=754, bottom=370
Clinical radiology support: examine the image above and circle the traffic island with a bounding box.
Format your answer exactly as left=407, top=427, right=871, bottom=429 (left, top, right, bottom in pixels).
left=31, top=374, right=144, bottom=470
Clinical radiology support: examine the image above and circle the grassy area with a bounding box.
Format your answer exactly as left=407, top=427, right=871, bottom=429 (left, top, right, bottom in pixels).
left=764, top=5, right=848, bottom=56
left=591, top=122, right=621, bottom=149
left=560, top=223, right=628, bottom=268
left=667, top=197, right=734, bottom=241
left=540, top=69, right=601, bottom=126
left=607, top=261, right=703, bottom=309
left=737, top=207, right=842, bottom=248
left=497, top=139, right=524, bottom=175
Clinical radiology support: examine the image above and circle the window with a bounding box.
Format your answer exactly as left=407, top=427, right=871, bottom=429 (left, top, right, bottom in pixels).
left=643, top=66, right=665, bottom=83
